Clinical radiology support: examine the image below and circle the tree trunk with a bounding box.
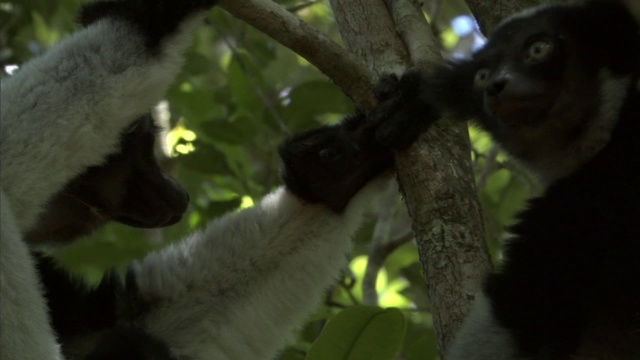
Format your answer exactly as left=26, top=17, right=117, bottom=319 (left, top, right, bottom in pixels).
left=330, top=0, right=490, bottom=355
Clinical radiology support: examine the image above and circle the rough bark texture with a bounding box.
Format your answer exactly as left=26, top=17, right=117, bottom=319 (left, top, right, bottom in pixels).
left=331, top=0, right=490, bottom=355
left=330, top=0, right=408, bottom=77
left=396, top=121, right=491, bottom=353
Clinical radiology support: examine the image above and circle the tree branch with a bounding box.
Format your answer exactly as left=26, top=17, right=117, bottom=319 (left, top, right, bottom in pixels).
left=330, top=0, right=409, bottom=77
left=363, top=230, right=413, bottom=306
left=383, top=0, right=491, bottom=354
left=384, top=0, right=440, bottom=68
left=218, top=0, right=378, bottom=109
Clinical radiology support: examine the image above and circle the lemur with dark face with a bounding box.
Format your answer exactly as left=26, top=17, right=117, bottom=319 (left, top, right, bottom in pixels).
left=28, top=114, right=190, bottom=359
left=31, top=111, right=391, bottom=360
left=25, top=115, right=189, bottom=246
left=373, top=1, right=640, bottom=358
left=1, top=0, right=393, bottom=358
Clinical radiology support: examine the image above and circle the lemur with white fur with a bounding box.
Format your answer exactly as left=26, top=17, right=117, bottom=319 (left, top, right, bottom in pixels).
left=1, top=0, right=392, bottom=358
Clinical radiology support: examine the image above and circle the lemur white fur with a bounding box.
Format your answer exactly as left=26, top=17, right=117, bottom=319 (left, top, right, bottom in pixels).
left=0, top=11, right=207, bottom=360
left=1, top=15, right=203, bottom=232
left=135, top=181, right=387, bottom=359
left=1, top=3, right=388, bottom=359
left=0, top=189, right=62, bottom=359
left=446, top=294, right=524, bottom=360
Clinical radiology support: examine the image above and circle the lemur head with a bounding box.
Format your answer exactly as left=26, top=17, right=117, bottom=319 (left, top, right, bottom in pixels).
left=462, top=1, right=640, bottom=181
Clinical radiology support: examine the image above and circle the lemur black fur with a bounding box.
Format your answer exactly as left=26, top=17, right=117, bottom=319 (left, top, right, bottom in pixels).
left=373, top=1, right=640, bottom=358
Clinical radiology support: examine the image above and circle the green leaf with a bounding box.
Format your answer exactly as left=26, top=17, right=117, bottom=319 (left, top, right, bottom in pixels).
left=306, top=306, right=406, bottom=360
left=184, top=52, right=215, bottom=75
left=227, top=53, right=264, bottom=110
left=199, top=112, right=258, bottom=145
left=169, top=86, right=225, bottom=124
left=31, top=12, right=60, bottom=46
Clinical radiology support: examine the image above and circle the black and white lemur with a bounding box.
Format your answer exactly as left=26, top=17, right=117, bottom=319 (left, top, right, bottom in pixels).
left=29, top=112, right=391, bottom=360
left=373, top=0, right=640, bottom=358
left=0, top=0, right=392, bottom=358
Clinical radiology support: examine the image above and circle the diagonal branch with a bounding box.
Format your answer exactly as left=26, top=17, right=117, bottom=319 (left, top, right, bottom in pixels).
left=219, top=0, right=378, bottom=109
left=384, top=0, right=490, bottom=354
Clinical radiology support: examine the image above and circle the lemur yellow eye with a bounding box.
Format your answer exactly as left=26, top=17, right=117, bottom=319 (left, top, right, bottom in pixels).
left=527, top=40, right=553, bottom=61
left=474, top=68, right=491, bottom=87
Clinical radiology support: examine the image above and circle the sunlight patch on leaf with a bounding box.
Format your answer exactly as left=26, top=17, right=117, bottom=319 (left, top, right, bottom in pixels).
left=188, top=211, right=202, bottom=229
left=350, top=256, right=383, bottom=302
left=179, top=81, right=194, bottom=93
left=469, top=126, right=493, bottom=154
left=349, top=256, right=410, bottom=307
left=166, top=124, right=198, bottom=157
left=379, top=277, right=411, bottom=308
left=239, top=195, right=255, bottom=210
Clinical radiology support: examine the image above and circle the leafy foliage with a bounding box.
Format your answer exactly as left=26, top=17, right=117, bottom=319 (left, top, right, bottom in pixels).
left=306, top=306, right=406, bottom=360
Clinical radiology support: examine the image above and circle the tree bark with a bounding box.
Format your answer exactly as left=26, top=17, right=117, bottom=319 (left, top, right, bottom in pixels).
left=330, top=0, right=490, bottom=355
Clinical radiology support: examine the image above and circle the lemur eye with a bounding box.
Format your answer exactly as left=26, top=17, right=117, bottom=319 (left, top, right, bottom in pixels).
left=474, top=68, right=491, bottom=87
left=527, top=40, right=553, bottom=61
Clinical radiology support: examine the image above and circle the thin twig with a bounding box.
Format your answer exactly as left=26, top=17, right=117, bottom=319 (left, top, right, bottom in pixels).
left=363, top=230, right=414, bottom=305
left=211, top=21, right=291, bottom=134
left=363, top=183, right=399, bottom=305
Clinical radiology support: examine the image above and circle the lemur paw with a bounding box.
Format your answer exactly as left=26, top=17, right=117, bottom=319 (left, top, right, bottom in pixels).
left=371, top=70, right=437, bottom=151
